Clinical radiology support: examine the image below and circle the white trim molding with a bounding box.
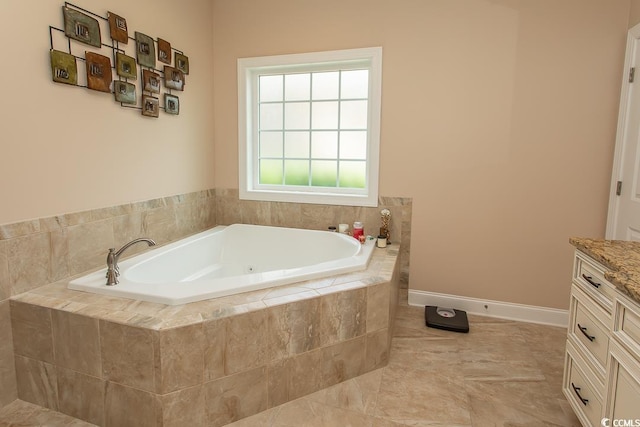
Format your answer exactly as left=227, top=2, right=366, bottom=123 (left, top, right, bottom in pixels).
left=408, top=289, right=569, bottom=327
left=237, top=47, right=383, bottom=207
left=606, top=22, right=640, bottom=239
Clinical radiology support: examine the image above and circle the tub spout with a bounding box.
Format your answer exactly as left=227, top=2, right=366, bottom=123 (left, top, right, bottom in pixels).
left=106, top=238, right=156, bottom=286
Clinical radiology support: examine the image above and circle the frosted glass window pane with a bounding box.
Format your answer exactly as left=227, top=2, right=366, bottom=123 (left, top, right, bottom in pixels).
left=339, top=161, right=366, bottom=188
left=284, top=102, right=310, bottom=130
left=260, top=159, right=283, bottom=184
left=311, top=101, right=338, bottom=130
left=311, top=132, right=338, bottom=158
left=260, top=75, right=283, bottom=102
left=311, top=160, right=337, bottom=187
left=339, top=131, right=367, bottom=160
left=285, top=73, right=310, bottom=101
left=284, top=132, right=310, bottom=158
left=341, top=70, right=369, bottom=99
left=260, top=103, right=283, bottom=130
left=284, top=160, right=309, bottom=185
left=340, top=100, right=368, bottom=129
left=260, top=132, right=283, bottom=158
left=312, top=72, right=339, bottom=100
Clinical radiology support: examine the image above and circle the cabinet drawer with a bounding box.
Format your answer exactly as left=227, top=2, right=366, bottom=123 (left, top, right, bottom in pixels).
left=573, top=299, right=609, bottom=372
left=574, top=252, right=616, bottom=313
left=564, top=341, right=604, bottom=427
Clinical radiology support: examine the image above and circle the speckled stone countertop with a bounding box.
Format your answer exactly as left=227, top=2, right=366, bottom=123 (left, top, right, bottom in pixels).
left=570, top=237, right=640, bottom=304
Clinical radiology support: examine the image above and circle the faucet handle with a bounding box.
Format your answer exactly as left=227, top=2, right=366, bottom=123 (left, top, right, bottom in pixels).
left=105, top=269, right=119, bottom=286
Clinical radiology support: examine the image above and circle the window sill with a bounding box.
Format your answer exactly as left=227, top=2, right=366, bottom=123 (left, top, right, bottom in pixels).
left=239, top=188, right=378, bottom=207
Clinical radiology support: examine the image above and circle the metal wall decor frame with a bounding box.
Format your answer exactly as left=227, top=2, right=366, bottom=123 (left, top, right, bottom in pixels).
left=114, top=81, right=136, bottom=104
left=49, top=2, right=190, bottom=118
left=164, top=94, right=179, bottom=115
left=63, top=6, right=101, bottom=48
left=142, top=94, right=159, bottom=118
left=85, top=51, right=112, bottom=92
left=157, top=38, right=171, bottom=64
left=163, top=66, right=184, bottom=91
left=143, top=69, right=161, bottom=94
left=115, top=52, right=136, bottom=79
left=50, top=50, right=78, bottom=85
left=108, top=12, right=128, bottom=44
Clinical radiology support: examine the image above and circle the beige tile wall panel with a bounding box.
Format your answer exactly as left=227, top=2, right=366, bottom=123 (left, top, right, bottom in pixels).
left=0, top=301, right=16, bottom=408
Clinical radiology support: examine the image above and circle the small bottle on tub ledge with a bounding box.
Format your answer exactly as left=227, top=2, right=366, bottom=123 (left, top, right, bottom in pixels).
left=352, top=222, right=364, bottom=242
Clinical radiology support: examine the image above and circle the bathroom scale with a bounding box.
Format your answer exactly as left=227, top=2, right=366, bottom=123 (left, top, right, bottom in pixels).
left=425, top=306, right=469, bottom=333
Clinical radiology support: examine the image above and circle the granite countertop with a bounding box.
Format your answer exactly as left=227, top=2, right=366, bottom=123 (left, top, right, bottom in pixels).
left=569, top=237, right=640, bottom=304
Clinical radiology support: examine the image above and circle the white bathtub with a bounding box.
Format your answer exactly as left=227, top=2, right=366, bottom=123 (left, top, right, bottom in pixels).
left=68, top=224, right=375, bottom=305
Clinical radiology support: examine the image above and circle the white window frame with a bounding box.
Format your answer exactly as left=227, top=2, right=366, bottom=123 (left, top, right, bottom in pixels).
left=237, top=47, right=382, bottom=207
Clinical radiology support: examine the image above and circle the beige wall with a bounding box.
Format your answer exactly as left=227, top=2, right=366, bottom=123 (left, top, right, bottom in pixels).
left=630, top=0, right=640, bottom=27
left=0, top=0, right=215, bottom=225
left=0, top=1, right=632, bottom=312
left=213, top=0, right=630, bottom=309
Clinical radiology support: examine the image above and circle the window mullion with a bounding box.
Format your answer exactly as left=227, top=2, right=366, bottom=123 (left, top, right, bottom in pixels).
left=254, top=75, right=258, bottom=188
left=336, top=70, right=342, bottom=188
left=280, top=75, right=285, bottom=185
left=308, top=73, right=313, bottom=186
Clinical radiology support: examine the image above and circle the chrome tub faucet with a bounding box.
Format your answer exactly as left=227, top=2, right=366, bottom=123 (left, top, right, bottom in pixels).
left=106, top=238, right=156, bottom=286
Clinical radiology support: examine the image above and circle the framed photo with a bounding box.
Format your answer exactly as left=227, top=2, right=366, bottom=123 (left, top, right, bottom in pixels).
left=116, top=53, right=137, bottom=80
left=142, top=95, right=159, bottom=118
left=63, top=6, right=101, bottom=48
left=164, top=94, right=179, bottom=115
left=135, top=32, right=155, bottom=68
left=50, top=50, right=77, bottom=85
left=85, top=52, right=112, bottom=93
left=114, top=81, right=136, bottom=104
left=142, top=69, right=161, bottom=94
left=175, top=53, right=189, bottom=75
left=164, top=66, right=184, bottom=91
left=108, top=12, right=128, bottom=44
left=158, top=38, right=171, bottom=65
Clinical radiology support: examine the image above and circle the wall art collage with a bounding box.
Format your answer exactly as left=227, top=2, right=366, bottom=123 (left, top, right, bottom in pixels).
left=49, top=2, right=189, bottom=117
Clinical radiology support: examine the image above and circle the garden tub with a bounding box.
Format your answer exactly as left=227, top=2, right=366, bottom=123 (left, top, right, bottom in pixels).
left=68, top=223, right=375, bottom=305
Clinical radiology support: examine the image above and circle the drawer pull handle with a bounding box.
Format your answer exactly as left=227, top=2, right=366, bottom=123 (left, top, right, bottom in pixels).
left=582, top=274, right=601, bottom=289
left=577, top=324, right=595, bottom=342
left=571, top=383, right=589, bottom=406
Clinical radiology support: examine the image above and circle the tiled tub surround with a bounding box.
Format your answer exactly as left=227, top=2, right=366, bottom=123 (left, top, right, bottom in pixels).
left=0, top=187, right=411, bottom=419
left=0, top=187, right=411, bottom=301
left=10, top=243, right=399, bottom=427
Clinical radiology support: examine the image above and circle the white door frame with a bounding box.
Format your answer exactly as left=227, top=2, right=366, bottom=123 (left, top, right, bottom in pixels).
left=606, top=23, right=640, bottom=239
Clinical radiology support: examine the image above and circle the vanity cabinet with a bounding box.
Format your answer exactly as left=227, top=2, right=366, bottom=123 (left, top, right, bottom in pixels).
left=607, top=293, right=640, bottom=420
left=563, top=250, right=640, bottom=426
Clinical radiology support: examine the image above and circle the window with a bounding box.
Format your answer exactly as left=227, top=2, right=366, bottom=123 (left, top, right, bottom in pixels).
left=238, top=47, right=382, bottom=207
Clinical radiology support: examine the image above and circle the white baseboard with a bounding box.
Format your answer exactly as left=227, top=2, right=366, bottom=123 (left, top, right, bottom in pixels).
left=408, top=290, right=568, bottom=328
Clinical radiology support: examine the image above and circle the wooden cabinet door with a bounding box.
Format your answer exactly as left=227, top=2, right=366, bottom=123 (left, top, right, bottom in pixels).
left=606, top=341, right=640, bottom=421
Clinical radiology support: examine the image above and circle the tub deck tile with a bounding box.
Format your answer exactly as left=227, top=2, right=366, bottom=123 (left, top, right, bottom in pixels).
left=74, top=306, right=138, bottom=324
left=262, top=289, right=319, bottom=308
